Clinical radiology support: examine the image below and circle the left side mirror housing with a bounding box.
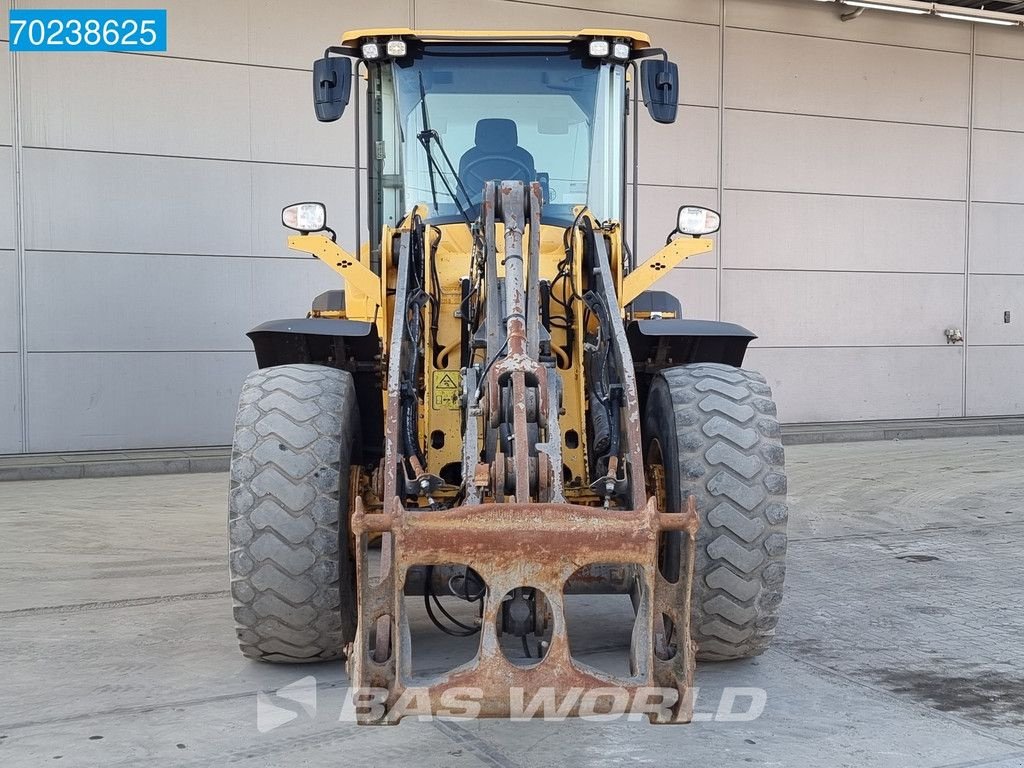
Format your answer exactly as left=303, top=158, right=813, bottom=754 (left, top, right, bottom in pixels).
left=313, top=56, right=352, bottom=123
left=640, top=59, right=679, bottom=125
left=282, top=202, right=327, bottom=234
left=675, top=206, right=721, bottom=238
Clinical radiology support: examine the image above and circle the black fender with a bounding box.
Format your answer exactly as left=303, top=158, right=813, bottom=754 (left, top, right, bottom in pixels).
left=627, top=318, right=756, bottom=370
left=246, top=317, right=383, bottom=464
left=247, top=317, right=378, bottom=369
left=627, top=317, right=758, bottom=421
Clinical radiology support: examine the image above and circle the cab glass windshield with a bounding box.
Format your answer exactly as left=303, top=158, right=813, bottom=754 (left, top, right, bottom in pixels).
left=390, top=45, right=625, bottom=225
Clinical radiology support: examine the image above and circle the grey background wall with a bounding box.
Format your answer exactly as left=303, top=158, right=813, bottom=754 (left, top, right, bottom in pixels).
left=1, top=0, right=1022, bottom=454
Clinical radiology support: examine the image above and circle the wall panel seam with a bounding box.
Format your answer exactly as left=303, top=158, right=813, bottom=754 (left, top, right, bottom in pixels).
left=721, top=268, right=967, bottom=276
left=749, top=344, right=966, bottom=350
left=725, top=106, right=969, bottom=131
left=73, top=49, right=311, bottom=73
left=717, top=0, right=725, bottom=322
left=24, top=248, right=329, bottom=261
left=973, top=126, right=1024, bottom=137
left=722, top=23, right=970, bottom=56
left=724, top=187, right=966, bottom=203
left=9, top=5, right=28, bottom=452
left=975, top=52, right=1024, bottom=64
left=24, top=352, right=256, bottom=358
left=26, top=350, right=256, bottom=355
left=963, top=26, right=975, bottom=419
left=21, top=145, right=356, bottom=170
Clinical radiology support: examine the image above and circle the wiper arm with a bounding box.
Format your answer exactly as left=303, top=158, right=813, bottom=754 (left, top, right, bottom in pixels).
left=416, top=75, right=475, bottom=226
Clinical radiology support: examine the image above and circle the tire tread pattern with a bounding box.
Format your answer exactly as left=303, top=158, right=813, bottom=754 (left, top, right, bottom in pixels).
left=228, top=364, right=357, bottom=663
left=648, top=363, right=788, bottom=661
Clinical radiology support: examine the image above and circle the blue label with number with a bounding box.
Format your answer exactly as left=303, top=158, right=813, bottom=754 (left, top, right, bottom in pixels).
left=9, top=9, right=167, bottom=52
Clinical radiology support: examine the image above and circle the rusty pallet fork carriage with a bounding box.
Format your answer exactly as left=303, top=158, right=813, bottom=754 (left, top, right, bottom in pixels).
left=228, top=27, right=789, bottom=726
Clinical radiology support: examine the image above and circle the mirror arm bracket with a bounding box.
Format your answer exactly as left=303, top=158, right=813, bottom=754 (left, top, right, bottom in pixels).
left=323, top=45, right=360, bottom=59
left=620, top=237, right=714, bottom=308
left=630, top=46, right=669, bottom=63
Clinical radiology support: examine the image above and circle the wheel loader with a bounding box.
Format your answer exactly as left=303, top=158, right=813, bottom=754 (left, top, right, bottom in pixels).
left=228, top=28, right=788, bottom=724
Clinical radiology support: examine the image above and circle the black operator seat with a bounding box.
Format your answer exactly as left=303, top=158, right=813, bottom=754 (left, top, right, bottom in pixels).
left=458, top=118, right=537, bottom=198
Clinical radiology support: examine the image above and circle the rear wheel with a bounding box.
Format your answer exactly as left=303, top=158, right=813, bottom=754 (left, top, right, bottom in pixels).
left=643, top=363, right=788, bottom=660
left=228, top=364, right=360, bottom=663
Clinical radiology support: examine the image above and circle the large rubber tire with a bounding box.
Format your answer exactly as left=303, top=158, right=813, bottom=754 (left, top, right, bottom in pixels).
left=643, top=363, right=788, bottom=661
left=228, top=364, right=359, bottom=663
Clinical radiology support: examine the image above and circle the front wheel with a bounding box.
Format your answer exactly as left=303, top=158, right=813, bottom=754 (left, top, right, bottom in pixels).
left=643, top=363, right=788, bottom=660
left=228, top=364, right=360, bottom=663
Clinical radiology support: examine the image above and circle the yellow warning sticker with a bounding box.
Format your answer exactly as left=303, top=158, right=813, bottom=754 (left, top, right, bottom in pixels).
left=431, top=370, right=461, bottom=410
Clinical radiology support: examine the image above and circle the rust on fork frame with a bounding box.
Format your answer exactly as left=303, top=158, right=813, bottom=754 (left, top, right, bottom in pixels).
left=348, top=494, right=700, bottom=724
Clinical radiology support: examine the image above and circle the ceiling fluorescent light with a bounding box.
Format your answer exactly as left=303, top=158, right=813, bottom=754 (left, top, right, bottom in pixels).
left=840, top=1, right=928, bottom=14
left=936, top=11, right=1019, bottom=25
left=821, top=0, right=1024, bottom=26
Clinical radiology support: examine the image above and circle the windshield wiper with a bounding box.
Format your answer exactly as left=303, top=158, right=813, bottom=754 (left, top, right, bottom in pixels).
left=416, top=74, right=475, bottom=226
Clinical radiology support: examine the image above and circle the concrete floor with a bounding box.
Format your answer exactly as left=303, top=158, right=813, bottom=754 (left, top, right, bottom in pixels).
left=1, top=435, right=1023, bottom=767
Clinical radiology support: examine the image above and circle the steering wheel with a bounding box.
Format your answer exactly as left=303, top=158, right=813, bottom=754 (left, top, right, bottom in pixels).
left=459, top=155, right=535, bottom=203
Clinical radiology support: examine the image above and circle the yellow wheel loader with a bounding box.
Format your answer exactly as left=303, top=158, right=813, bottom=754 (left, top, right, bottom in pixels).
left=228, top=28, right=787, bottom=724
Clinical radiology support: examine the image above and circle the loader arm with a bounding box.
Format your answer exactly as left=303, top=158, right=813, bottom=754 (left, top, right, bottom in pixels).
left=346, top=182, right=699, bottom=724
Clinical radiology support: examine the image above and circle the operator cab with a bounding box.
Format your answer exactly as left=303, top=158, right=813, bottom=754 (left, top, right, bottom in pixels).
left=308, top=28, right=681, bottom=247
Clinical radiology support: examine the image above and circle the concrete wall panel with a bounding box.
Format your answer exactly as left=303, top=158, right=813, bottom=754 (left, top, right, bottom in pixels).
left=973, top=55, right=1024, bottom=133
left=744, top=345, right=964, bottom=423
left=25, top=351, right=256, bottom=452
left=726, top=0, right=971, bottom=53
left=0, top=353, right=23, bottom=454
left=653, top=265, right=718, bottom=322
left=724, top=111, right=967, bottom=200
left=249, top=66, right=356, bottom=167
left=976, top=26, right=1024, bottom=61
left=968, top=275, right=1024, bottom=347
left=725, top=28, right=969, bottom=126
left=0, top=42, right=11, bottom=144
left=19, top=53, right=251, bottom=160
left=722, top=271, right=964, bottom=348
left=23, top=252, right=337, bottom=352
left=634, top=107, right=718, bottom=188
left=970, top=203, right=1024, bottom=275
left=0, top=149, right=14, bottom=250
left=21, top=149, right=252, bottom=255
left=966, top=346, right=1024, bottom=417
left=0, top=250, right=18, bottom=353
left=722, top=191, right=965, bottom=273
left=972, top=130, right=1024, bottom=204
left=20, top=149, right=358, bottom=258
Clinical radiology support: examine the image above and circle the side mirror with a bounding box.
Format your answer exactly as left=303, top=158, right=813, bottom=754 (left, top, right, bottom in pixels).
left=282, top=202, right=327, bottom=234
left=675, top=206, right=721, bottom=238
left=313, top=56, right=352, bottom=123
left=640, top=59, right=679, bottom=124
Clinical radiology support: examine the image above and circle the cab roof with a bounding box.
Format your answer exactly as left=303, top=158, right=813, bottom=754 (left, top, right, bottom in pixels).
left=341, top=27, right=651, bottom=48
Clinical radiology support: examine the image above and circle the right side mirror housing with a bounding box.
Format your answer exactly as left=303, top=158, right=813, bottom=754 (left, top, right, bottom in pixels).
left=313, top=56, right=352, bottom=123
left=640, top=59, right=679, bottom=124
